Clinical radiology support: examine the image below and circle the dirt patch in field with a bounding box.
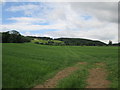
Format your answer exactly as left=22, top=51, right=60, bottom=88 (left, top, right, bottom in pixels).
left=95, top=62, right=105, bottom=67
left=33, top=62, right=86, bottom=88
left=78, top=62, right=87, bottom=65
left=86, top=63, right=110, bottom=88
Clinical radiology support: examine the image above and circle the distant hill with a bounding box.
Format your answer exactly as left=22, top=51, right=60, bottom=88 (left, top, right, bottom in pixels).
left=27, top=36, right=53, bottom=40
left=2, top=30, right=119, bottom=46
left=55, top=38, right=107, bottom=46
left=112, top=43, right=120, bottom=46
left=29, top=36, right=107, bottom=46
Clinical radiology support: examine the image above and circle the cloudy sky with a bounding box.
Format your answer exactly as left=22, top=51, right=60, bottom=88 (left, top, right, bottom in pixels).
left=1, top=1, right=118, bottom=43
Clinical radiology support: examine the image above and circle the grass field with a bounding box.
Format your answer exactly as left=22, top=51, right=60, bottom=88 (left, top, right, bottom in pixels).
left=2, top=43, right=118, bottom=88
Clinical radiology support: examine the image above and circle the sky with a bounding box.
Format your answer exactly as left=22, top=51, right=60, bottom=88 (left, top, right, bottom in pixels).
left=1, top=1, right=118, bottom=43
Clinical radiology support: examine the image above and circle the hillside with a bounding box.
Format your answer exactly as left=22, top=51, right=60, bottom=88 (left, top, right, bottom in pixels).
left=28, top=36, right=107, bottom=46
left=55, top=38, right=107, bottom=46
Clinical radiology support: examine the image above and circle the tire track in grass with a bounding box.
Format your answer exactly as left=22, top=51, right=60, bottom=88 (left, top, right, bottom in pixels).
left=86, top=63, right=111, bottom=88
left=33, top=62, right=87, bottom=88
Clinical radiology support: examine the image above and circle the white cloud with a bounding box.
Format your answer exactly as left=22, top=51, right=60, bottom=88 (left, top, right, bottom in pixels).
left=2, top=2, right=118, bottom=43
left=44, top=23, right=118, bottom=43
left=1, top=23, right=66, bottom=32
left=71, top=2, right=118, bottom=23
left=8, top=17, right=46, bottom=24
left=6, top=4, right=40, bottom=16
left=6, top=4, right=38, bottom=12
left=2, top=0, right=120, bottom=2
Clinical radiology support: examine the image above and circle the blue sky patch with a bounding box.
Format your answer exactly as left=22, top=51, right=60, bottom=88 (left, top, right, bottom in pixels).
left=81, top=15, right=92, bottom=20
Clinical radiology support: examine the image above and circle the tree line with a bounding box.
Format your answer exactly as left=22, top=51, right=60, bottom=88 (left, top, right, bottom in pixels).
left=1, top=30, right=31, bottom=43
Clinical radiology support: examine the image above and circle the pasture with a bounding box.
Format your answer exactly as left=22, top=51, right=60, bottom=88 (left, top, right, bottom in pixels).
left=2, top=43, right=118, bottom=88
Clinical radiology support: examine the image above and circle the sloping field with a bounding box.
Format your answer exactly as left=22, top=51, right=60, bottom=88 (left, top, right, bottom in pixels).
left=2, top=43, right=118, bottom=88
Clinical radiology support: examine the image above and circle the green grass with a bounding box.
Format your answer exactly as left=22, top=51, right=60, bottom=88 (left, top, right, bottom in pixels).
left=0, top=43, right=2, bottom=89
left=31, top=39, right=48, bottom=43
left=2, top=43, right=118, bottom=88
left=31, top=39, right=64, bottom=44
left=56, top=64, right=89, bottom=88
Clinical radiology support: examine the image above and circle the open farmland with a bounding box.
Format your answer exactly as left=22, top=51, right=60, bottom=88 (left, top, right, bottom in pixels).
left=2, top=43, right=118, bottom=88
